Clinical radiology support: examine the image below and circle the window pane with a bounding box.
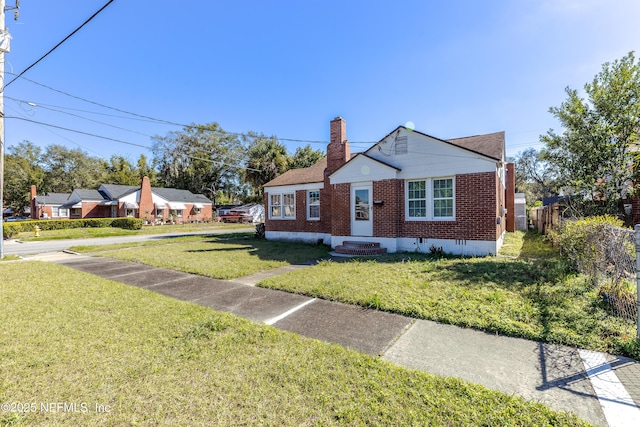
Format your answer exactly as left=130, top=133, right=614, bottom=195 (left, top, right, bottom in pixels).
left=283, top=193, right=295, bottom=218
left=309, top=205, right=320, bottom=219
left=434, top=199, right=453, bottom=217
left=271, top=206, right=281, bottom=217
left=409, top=200, right=426, bottom=217
left=433, top=179, right=453, bottom=198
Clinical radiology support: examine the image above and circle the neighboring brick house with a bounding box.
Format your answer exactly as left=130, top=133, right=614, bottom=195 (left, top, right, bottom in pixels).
left=30, top=177, right=213, bottom=223
left=29, top=190, right=72, bottom=219
left=263, top=117, right=515, bottom=256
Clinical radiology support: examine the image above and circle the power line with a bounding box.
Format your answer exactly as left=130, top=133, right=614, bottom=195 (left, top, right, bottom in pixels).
left=7, top=74, right=381, bottom=146
left=6, top=116, right=151, bottom=149
left=3, top=0, right=116, bottom=89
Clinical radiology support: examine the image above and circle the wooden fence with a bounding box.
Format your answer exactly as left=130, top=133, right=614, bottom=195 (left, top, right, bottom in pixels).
left=530, top=203, right=561, bottom=234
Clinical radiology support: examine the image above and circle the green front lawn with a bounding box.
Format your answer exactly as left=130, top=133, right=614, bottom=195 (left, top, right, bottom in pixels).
left=72, top=234, right=331, bottom=280
left=258, top=232, right=640, bottom=359
left=0, top=262, right=589, bottom=426
left=16, top=222, right=251, bottom=241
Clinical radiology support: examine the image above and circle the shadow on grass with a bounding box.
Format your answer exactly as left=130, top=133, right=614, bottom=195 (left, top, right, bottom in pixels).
left=184, top=234, right=332, bottom=264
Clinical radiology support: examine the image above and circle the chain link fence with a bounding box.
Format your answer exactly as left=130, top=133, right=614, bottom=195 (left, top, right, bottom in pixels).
left=553, top=220, right=639, bottom=328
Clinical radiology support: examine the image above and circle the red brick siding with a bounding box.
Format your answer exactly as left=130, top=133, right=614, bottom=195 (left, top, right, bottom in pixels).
left=372, top=180, right=401, bottom=237
left=264, top=189, right=330, bottom=234
left=396, top=172, right=499, bottom=241
left=505, top=163, right=515, bottom=232
left=331, top=183, right=351, bottom=236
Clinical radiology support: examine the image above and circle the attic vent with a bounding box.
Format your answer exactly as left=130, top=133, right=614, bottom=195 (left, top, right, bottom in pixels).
left=395, top=136, right=408, bottom=154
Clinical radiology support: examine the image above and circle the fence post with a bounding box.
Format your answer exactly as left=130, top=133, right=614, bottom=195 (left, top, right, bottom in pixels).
left=635, top=225, right=640, bottom=340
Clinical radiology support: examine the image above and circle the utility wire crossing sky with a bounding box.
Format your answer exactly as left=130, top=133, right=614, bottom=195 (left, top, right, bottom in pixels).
left=3, top=0, right=639, bottom=161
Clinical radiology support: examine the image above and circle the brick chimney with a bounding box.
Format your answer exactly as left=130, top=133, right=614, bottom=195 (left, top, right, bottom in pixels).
left=30, top=185, right=37, bottom=219
left=138, top=176, right=154, bottom=221
left=326, top=117, right=350, bottom=176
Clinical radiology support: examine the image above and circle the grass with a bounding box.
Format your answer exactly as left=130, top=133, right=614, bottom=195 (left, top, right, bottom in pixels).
left=258, top=231, right=640, bottom=360
left=0, top=262, right=590, bottom=426
left=71, top=234, right=331, bottom=280
left=16, top=222, right=251, bottom=241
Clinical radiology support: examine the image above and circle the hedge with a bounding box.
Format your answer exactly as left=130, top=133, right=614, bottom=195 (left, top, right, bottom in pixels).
left=2, top=217, right=144, bottom=238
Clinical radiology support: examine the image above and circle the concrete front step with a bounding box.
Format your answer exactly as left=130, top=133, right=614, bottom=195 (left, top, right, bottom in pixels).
left=335, top=241, right=387, bottom=255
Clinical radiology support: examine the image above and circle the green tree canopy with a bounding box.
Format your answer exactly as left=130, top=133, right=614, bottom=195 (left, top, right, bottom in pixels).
left=513, top=148, right=559, bottom=205
left=289, top=145, right=324, bottom=169
left=4, top=142, right=46, bottom=211
left=243, top=133, right=289, bottom=201
left=152, top=123, right=245, bottom=204
left=42, top=145, right=108, bottom=192
left=541, top=52, right=640, bottom=216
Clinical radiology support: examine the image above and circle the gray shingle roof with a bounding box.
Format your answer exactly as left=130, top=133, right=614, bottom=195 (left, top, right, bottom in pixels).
left=35, top=193, right=71, bottom=205
left=100, top=184, right=138, bottom=199
left=152, top=187, right=212, bottom=204
left=73, top=189, right=107, bottom=200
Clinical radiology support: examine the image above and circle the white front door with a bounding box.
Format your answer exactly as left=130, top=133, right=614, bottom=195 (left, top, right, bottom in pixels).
left=351, top=184, right=373, bottom=237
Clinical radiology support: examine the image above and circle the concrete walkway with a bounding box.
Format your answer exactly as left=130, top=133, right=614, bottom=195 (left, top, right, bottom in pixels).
left=27, top=252, right=640, bottom=427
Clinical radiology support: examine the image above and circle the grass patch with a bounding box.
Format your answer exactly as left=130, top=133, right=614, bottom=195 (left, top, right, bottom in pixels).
left=0, top=262, right=589, bottom=426
left=72, top=234, right=331, bottom=280
left=259, top=232, right=640, bottom=359
left=17, top=222, right=250, bottom=241
left=0, top=255, right=21, bottom=261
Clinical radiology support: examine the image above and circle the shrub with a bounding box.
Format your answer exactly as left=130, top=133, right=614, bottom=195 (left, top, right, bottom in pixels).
left=111, top=218, right=144, bottom=230
left=2, top=223, right=22, bottom=239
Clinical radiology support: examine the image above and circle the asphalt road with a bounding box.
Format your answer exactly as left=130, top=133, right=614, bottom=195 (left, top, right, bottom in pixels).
left=2, top=227, right=255, bottom=257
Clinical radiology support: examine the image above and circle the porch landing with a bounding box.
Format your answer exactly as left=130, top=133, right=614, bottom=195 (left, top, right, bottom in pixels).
left=334, top=241, right=387, bottom=256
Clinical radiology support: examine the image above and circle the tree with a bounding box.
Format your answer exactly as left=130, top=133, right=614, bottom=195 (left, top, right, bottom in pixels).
left=152, top=123, right=245, bottom=204
left=289, top=145, right=324, bottom=169
left=243, top=133, right=289, bottom=201
left=105, top=155, right=139, bottom=186
left=4, top=142, right=45, bottom=211
left=513, top=148, right=559, bottom=205
left=136, top=154, right=157, bottom=185
left=42, top=145, right=107, bottom=192
left=541, top=52, right=640, bottom=217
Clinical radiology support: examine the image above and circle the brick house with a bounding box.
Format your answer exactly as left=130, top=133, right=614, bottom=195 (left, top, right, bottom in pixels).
left=263, top=117, right=515, bottom=256
left=29, top=191, right=72, bottom=219
left=30, top=177, right=213, bottom=223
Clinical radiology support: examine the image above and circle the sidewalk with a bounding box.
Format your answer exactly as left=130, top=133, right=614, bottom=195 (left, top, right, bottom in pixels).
left=36, top=252, right=640, bottom=427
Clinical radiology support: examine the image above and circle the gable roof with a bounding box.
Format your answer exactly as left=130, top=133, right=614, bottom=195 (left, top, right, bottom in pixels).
left=152, top=187, right=212, bottom=204
left=264, top=157, right=327, bottom=187
left=446, top=131, right=505, bottom=161
left=375, top=126, right=504, bottom=161
left=72, top=189, right=108, bottom=201
left=100, top=183, right=138, bottom=199
left=35, top=193, right=71, bottom=205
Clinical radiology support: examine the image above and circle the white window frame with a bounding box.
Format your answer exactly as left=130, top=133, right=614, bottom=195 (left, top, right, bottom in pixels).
left=269, top=192, right=295, bottom=219
left=307, top=190, right=320, bottom=220
left=193, top=207, right=202, bottom=214
left=405, top=177, right=455, bottom=221
left=170, top=209, right=183, bottom=218
left=126, top=208, right=136, bottom=218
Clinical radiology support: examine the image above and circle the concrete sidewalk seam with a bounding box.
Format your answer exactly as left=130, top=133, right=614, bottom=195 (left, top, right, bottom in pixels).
left=264, top=298, right=317, bottom=326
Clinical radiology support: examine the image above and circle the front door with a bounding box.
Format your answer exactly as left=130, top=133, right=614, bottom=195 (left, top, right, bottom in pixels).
left=351, top=184, right=373, bottom=237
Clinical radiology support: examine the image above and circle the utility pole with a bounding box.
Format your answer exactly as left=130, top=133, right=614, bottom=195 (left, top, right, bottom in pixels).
left=0, top=0, right=15, bottom=258
left=0, top=0, right=6, bottom=259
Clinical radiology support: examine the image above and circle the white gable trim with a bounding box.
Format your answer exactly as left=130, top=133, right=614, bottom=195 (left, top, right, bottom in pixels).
left=330, top=154, right=399, bottom=185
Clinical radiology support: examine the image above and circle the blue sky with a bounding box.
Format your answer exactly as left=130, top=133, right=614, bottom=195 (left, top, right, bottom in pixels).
left=3, top=0, right=639, bottom=162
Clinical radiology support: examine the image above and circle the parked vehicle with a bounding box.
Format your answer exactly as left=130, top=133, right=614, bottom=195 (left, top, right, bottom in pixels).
left=3, top=216, right=30, bottom=222
left=219, top=210, right=254, bottom=223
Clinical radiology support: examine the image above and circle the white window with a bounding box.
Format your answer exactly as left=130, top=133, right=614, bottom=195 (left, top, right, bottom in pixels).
left=156, top=208, right=164, bottom=218
left=193, top=207, right=202, bottom=214
left=270, top=194, right=281, bottom=218
left=307, top=190, right=320, bottom=220
left=126, top=209, right=135, bottom=218
left=406, top=177, right=455, bottom=220
left=269, top=192, right=295, bottom=219
left=52, top=206, right=68, bottom=218
left=170, top=209, right=183, bottom=218
left=407, top=180, right=427, bottom=218
left=433, top=178, right=454, bottom=218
